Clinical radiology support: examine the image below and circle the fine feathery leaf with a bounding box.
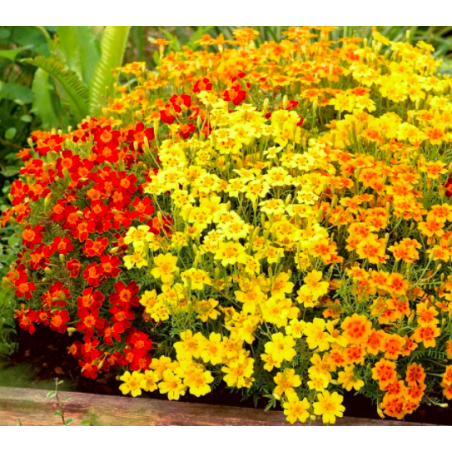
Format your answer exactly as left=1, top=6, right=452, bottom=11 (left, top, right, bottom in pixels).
left=89, top=26, right=130, bottom=116
left=22, top=56, right=89, bottom=120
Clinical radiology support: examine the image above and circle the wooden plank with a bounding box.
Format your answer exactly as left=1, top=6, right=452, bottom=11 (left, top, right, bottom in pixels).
left=0, top=387, right=434, bottom=426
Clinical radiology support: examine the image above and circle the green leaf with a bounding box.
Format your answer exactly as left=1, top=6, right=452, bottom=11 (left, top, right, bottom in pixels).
left=23, top=56, right=89, bottom=120
left=0, top=29, right=11, bottom=39
left=64, top=418, right=73, bottom=426
left=54, top=410, right=62, bottom=416
left=89, top=26, right=130, bottom=116
left=4, top=128, right=16, bottom=140
left=57, top=26, right=82, bottom=77
left=20, top=114, right=32, bottom=122
left=0, top=46, right=31, bottom=62
left=46, top=391, right=56, bottom=398
left=74, top=27, right=101, bottom=85
left=0, top=81, right=33, bottom=104
left=1, top=165, right=20, bottom=177
left=31, top=68, right=60, bottom=129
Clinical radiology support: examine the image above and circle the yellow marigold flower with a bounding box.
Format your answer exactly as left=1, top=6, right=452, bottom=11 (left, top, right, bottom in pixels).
left=196, top=298, right=220, bottom=322
left=151, top=253, right=178, bottom=283
left=140, top=370, right=160, bottom=392
left=285, top=319, right=306, bottom=338
left=119, top=371, right=144, bottom=397
left=185, top=368, right=214, bottom=397
left=298, top=270, right=329, bottom=301
left=158, top=369, right=186, bottom=401
left=124, top=225, right=152, bottom=247
left=201, top=332, right=224, bottom=365
left=150, top=356, right=179, bottom=380
left=222, top=356, right=254, bottom=388
left=337, top=365, right=365, bottom=391
left=181, top=268, right=212, bottom=291
left=313, top=390, right=345, bottom=424
left=283, top=393, right=311, bottom=424
left=124, top=250, right=148, bottom=270
left=304, top=318, right=335, bottom=351
left=264, top=332, right=296, bottom=363
left=214, top=241, right=245, bottom=266
left=273, top=368, right=301, bottom=399
left=174, top=330, right=206, bottom=361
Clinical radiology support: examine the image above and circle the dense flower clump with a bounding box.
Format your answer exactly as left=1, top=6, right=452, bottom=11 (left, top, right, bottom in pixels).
left=4, top=27, right=452, bottom=423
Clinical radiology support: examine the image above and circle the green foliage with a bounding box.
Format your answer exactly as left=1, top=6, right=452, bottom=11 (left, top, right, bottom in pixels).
left=89, top=26, right=131, bottom=116
left=0, top=221, right=20, bottom=356
left=24, top=26, right=130, bottom=122
left=24, top=56, right=90, bottom=120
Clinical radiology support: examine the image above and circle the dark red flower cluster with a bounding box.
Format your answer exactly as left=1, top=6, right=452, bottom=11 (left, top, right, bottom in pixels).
left=3, top=117, right=170, bottom=378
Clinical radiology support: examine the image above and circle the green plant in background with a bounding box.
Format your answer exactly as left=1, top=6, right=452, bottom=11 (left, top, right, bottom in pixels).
left=25, top=25, right=131, bottom=122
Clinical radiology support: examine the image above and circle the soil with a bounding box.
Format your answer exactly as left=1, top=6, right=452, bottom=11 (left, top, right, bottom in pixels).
left=4, top=324, right=452, bottom=425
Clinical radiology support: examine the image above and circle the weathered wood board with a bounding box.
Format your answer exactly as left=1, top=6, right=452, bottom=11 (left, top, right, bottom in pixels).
left=0, top=387, right=434, bottom=426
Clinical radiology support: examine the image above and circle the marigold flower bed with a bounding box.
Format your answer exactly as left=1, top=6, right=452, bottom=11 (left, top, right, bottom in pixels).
left=4, top=27, right=452, bottom=424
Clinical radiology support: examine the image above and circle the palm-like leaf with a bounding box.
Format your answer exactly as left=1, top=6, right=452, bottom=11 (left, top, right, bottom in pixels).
left=23, top=56, right=89, bottom=120
left=89, top=26, right=130, bottom=116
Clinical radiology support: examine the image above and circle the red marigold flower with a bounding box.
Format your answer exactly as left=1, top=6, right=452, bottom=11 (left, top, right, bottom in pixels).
left=22, top=225, right=44, bottom=250
left=160, top=105, right=176, bottom=124
left=178, top=122, right=197, bottom=140
left=16, top=148, right=32, bottom=162
left=109, top=304, right=135, bottom=329
left=109, top=281, right=140, bottom=307
left=131, top=196, right=154, bottom=221
left=74, top=220, right=96, bottom=243
left=68, top=341, right=83, bottom=358
left=76, top=308, right=103, bottom=337
left=41, top=282, right=70, bottom=309
left=126, top=327, right=153, bottom=356
left=80, top=337, right=100, bottom=359
left=36, top=309, right=50, bottom=326
left=55, top=150, right=81, bottom=178
left=98, top=321, right=125, bottom=345
left=223, top=84, right=247, bottom=106
left=49, top=310, right=70, bottom=333
left=14, top=274, right=36, bottom=300
left=49, top=236, right=74, bottom=256
left=126, top=123, right=155, bottom=149
left=78, top=358, right=99, bottom=379
left=35, top=134, right=63, bottom=156
left=66, top=258, right=81, bottom=278
left=84, top=237, right=109, bottom=257
left=169, top=94, right=192, bottom=113
left=193, top=77, right=212, bottom=93
left=83, top=263, right=104, bottom=287
left=14, top=304, right=38, bottom=334
left=28, top=245, right=50, bottom=271
left=117, top=172, right=138, bottom=194
left=77, top=288, right=104, bottom=310
left=444, top=175, right=452, bottom=198
left=127, top=351, right=152, bottom=371
left=100, top=254, right=121, bottom=278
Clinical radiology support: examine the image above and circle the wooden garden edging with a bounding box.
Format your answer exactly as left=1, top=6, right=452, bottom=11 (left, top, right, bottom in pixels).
left=0, top=387, right=434, bottom=426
